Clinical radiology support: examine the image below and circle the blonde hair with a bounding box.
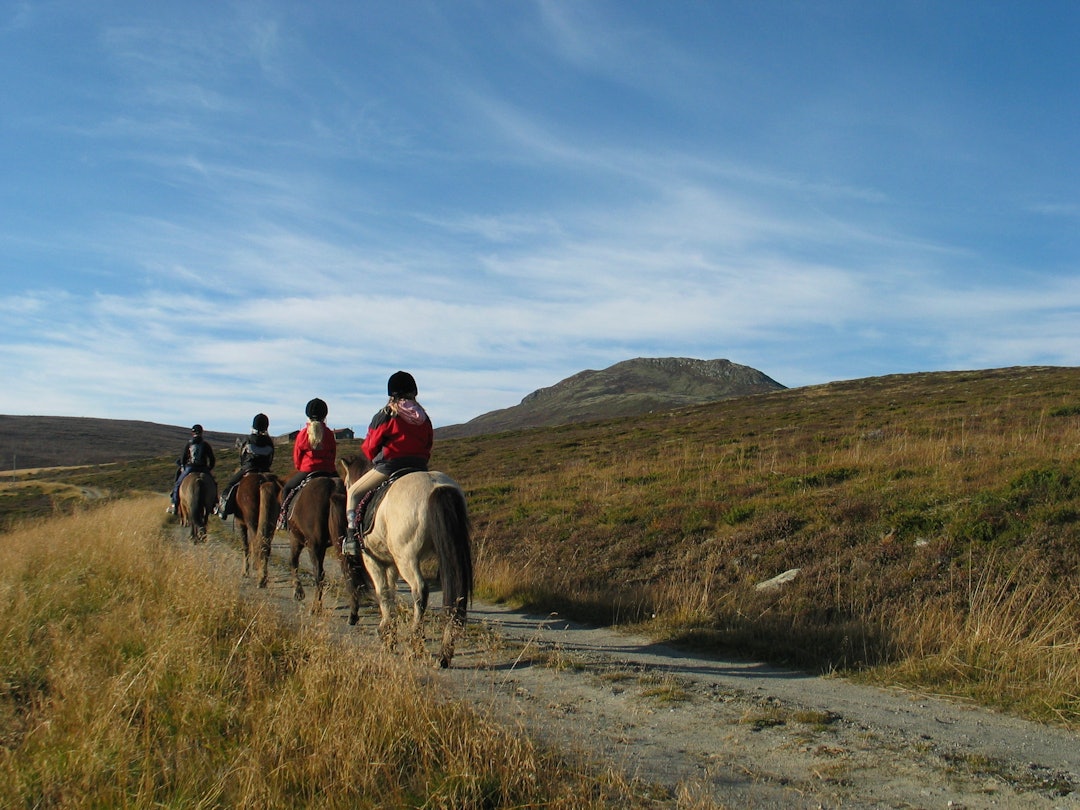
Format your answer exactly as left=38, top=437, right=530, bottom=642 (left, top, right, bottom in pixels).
left=306, top=419, right=325, bottom=449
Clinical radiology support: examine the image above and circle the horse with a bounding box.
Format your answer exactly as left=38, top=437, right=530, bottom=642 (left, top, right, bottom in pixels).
left=282, top=473, right=367, bottom=620
left=337, top=456, right=473, bottom=668
left=233, top=471, right=282, bottom=588
left=178, top=471, right=217, bottom=544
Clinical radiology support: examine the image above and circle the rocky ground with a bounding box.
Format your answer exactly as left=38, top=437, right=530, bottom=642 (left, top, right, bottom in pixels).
left=198, top=523, right=1080, bottom=809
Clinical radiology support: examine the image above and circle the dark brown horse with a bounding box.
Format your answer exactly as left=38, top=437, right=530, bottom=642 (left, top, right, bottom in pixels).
left=233, top=471, right=282, bottom=588
left=178, top=471, right=217, bottom=544
left=284, top=473, right=368, bottom=621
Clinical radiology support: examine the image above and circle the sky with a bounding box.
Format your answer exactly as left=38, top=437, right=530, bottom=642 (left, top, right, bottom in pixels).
left=2, top=1, right=1078, bottom=436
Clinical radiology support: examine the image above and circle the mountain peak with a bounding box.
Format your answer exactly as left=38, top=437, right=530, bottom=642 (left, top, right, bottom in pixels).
left=438, top=357, right=785, bottom=438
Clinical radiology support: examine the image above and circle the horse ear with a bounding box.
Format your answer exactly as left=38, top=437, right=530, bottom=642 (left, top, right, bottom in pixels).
left=336, top=458, right=349, bottom=482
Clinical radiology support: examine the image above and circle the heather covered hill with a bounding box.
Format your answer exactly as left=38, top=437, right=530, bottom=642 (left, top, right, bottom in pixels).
left=0, top=416, right=238, bottom=470
left=437, top=357, right=785, bottom=438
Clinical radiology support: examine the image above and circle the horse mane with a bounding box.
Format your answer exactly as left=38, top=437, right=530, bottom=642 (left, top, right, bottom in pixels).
left=338, top=454, right=373, bottom=481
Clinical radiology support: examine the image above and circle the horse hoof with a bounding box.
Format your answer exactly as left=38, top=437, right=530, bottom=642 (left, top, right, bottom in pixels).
left=438, top=656, right=450, bottom=669
left=258, top=580, right=268, bottom=589
left=349, top=614, right=358, bottom=626
left=293, top=590, right=304, bottom=602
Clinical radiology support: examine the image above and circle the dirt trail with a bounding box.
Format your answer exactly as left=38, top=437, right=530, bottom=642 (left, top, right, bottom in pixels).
left=197, top=524, right=1080, bottom=809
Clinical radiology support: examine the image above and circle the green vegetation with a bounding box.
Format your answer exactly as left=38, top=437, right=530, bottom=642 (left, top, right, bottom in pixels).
left=2, top=366, right=1079, bottom=728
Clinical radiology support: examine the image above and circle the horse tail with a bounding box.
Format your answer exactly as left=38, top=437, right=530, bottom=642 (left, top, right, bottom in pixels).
left=194, top=474, right=206, bottom=522
left=258, top=476, right=281, bottom=540
left=429, top=485, right=473, bottom=620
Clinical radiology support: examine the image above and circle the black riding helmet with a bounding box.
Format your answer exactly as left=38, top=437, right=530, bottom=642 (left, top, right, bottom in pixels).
left=252, top=413, right=270, bottom=431
left=191, top=424, right=203, bottom=435
left=305, top=398, right=328, bottom=421
left=388, top=370, right=418, bottom=398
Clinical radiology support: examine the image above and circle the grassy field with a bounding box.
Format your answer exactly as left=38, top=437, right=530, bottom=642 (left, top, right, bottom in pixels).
left=2, top=365, right=1079, bottom=729
left=0, top=498, right=703, bottom=808
left=434, top=366, right=1080, bottom=727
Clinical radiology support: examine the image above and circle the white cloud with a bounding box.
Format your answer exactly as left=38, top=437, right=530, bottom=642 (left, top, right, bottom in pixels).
left=2, top=2, right=1078, bottom=433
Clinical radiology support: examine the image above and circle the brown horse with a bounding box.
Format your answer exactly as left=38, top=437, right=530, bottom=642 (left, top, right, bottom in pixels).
left=283, top=473, right=368, bottom=620
left=338, top=456, right=472, bottom=668
left=178, top=471, right=217, bottom=544
left=233, top=471, right=282, bottom=588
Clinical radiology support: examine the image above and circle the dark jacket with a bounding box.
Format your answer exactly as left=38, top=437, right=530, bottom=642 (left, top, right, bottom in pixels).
left=240, top=431, right=275, bottom=472
left=178, top=438, right=216, bottom=472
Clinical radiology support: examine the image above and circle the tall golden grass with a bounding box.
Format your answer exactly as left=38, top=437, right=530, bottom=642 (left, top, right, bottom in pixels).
left=0, top=497, right=714, bottom=808
left=871, top=550, right=1080, bottom=724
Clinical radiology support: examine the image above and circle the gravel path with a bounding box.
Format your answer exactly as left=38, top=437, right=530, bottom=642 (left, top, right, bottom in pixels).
left=203, top=523, right=1080, bottom=809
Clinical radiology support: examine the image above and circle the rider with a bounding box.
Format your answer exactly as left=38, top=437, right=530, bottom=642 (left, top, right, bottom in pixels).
left=169, top=424, right=216, bottom=514
left=215, top=413, right=276, bottom=519
left=278, top=398, right=338, bottom=524
left=343, top=371, right=433, bottom=555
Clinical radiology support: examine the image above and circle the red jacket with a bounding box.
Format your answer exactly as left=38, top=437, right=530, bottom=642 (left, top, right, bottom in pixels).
left=292, top=423, right=337, bottom=473
left=362, top=400, right=433, bottom=472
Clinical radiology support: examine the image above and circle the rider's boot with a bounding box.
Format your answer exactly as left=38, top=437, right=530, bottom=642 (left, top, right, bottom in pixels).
left=342, top=508, right=360, bottom=556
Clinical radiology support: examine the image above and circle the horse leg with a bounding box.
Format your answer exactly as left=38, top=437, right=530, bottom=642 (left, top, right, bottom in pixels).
left=366, top=559, right=399, bottom=650
left=339, top=555, right=366, bottom=626
left=309, top=546, right=327, bottom=615
left=439, top=598, right=467, bottom=669
left=289, top=532, right=305, bottom=602
left=239, top=523, right=252, bottom=578
left=258, top=530, right=271, bottom=589
left=399, top=561, right=430, bottom=660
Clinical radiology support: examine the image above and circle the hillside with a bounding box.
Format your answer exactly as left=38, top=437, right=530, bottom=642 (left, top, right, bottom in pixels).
left=430, top=364, right=1080, bottom=726
left=0, top=416, right=239, bottom=470
left=437, top=356, right=785, bottom=438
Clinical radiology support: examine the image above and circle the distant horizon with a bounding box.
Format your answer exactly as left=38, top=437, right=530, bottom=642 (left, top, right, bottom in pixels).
left=4, top=358, right=1078, bottom=435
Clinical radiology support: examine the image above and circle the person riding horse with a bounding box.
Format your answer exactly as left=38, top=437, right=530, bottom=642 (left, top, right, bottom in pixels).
left=343, top=370, right=433, bottom=555
left=169, top=424, right=216, bottom=514
left=277, top=398, right=338, bottom=527
left=216, top=412, right=276, bottom=519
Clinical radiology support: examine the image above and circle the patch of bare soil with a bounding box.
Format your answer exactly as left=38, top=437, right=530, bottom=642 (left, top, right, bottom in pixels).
left=196, top=524, right=1080, bottom=809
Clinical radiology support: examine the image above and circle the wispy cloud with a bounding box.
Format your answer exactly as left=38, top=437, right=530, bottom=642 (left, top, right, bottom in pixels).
left=1, top=1, right=1077, bottom=433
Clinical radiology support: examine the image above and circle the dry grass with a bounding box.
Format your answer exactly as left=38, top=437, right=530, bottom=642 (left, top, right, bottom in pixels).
left=866, top=551, right=1080, bottom=724
left=441, top=367, right=1080, bottom=727
left=4, top=366, right=1080, bottom=732
left=0, top=497, right=717, bottom=808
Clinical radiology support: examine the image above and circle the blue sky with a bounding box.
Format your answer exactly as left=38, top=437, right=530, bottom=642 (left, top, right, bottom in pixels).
left=2, top=1, right=1078, bottom=435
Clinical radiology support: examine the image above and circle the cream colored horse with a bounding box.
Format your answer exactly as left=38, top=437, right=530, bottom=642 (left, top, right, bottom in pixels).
left=337, top=456, right=473, bottom=668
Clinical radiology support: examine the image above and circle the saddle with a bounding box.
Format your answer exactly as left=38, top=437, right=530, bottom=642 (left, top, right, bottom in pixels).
left=221, top=470, right=271, bottom=516
left=277, top=471, right=337, bottom=530
left=355, top=468, right=423, bottom=537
